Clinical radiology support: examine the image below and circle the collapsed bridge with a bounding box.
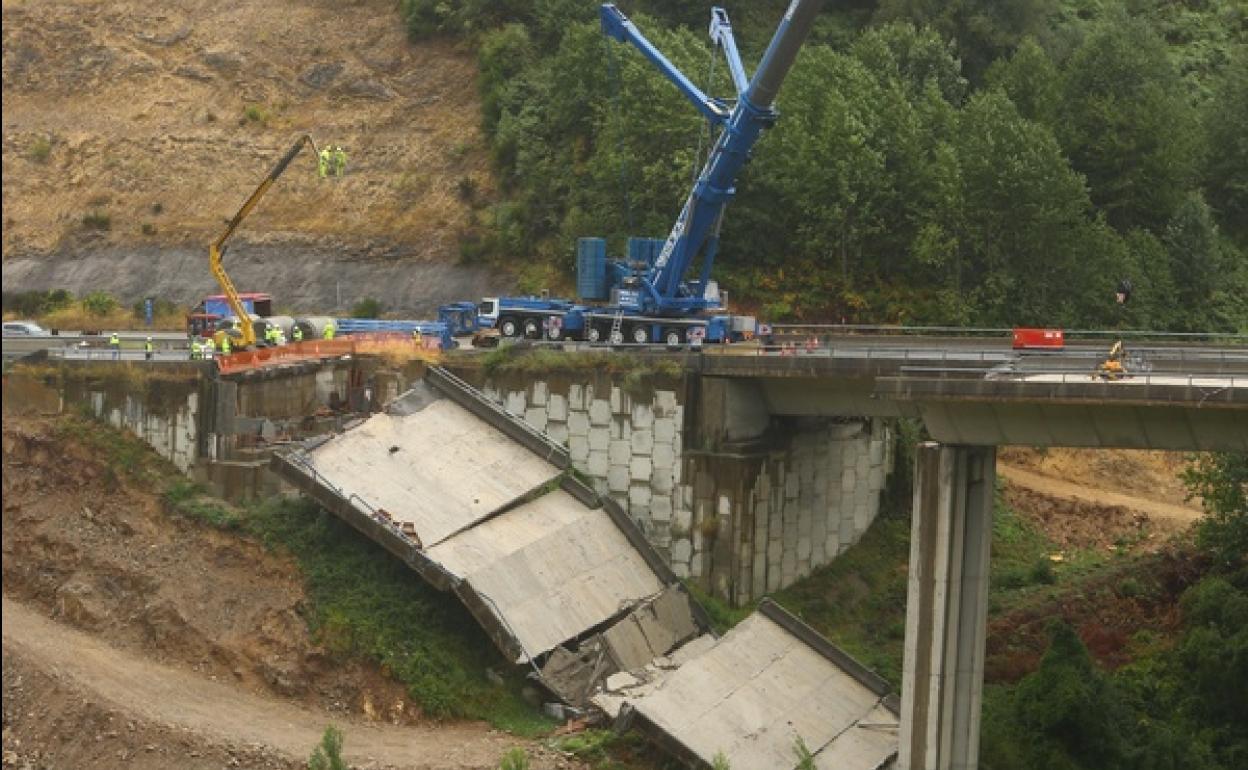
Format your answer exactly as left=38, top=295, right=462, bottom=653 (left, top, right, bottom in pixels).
left=271, top=366, right=899, bottom=769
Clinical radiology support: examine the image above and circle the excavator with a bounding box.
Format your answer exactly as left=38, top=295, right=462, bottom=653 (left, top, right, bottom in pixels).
left=1095, top=340, right=1128, bottom=380
left=209, top=134, right=323, bottom=350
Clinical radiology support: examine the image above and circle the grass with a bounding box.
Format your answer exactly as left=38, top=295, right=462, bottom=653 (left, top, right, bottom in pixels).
left=772, top=508, right=912, bottom=688
left=239, top=496, right=554, bottom=733
left=480, top=347, right=684, bottom=380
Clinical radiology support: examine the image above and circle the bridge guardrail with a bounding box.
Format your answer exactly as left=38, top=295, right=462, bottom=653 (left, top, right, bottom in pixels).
left=898, top=365, right=1248, bottom=390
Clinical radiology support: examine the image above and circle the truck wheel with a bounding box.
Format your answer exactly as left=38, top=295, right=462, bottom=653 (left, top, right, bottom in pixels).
left=587, top=325, right=604, bottom=343
left=664, top=328, right=685, bottom=346
left=499, top=317, right=520, bottom=337
left=547, top=325, right=563, bottom=342
left=630, top=325, right=649, bottom=345
left=524, top=319, right=541, bottom=339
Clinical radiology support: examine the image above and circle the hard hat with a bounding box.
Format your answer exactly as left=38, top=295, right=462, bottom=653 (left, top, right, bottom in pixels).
left=147, top=336, right=152, bottom=340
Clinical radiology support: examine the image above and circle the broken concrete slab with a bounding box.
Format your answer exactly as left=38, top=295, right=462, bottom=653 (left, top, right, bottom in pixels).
left=300, top=382, right=560, bottom=547
left=603, top=586, right=700, bottom=671
left=606, top=602, right=898, bottom=770
left=428, top=489, right=665, bottom=663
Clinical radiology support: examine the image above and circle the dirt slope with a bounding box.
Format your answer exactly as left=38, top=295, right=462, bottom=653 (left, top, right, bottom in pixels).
left=3, top=599, right=568, bottom=770
left=1, top=0, right=510, bottom=312
left=998, top=447, right=1202, bottom=552
left=0, top=416, right=580, bottom=769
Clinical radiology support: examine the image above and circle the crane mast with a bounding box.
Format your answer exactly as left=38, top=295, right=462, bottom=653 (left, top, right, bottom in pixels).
left=600, top=0, right=826, bottom=315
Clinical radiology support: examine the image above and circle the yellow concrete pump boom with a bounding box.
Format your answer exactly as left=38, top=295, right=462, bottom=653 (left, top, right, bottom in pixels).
left=209, top=134, right=321, bottom=349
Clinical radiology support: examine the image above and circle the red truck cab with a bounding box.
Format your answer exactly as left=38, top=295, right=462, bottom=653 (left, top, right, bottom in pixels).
left=1012, top=328, right=1065, bottom=350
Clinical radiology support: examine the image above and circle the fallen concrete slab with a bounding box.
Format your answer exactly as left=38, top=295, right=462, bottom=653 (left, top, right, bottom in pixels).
left=599, top=601, right=899, bottom=769
left=427, top=488, right=667, bottom=662
left=294, top=383, right=561, bottom=547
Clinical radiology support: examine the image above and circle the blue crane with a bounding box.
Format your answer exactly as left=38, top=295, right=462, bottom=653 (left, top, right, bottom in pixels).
left=468, top=1, right=825, bottom=345
left=600, top=0, right=826, bottom=316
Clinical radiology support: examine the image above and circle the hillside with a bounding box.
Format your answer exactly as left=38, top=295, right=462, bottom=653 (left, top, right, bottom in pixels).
left=1, top=416, right=584, bottom=769
left=1, top=0, right=510, bottom=314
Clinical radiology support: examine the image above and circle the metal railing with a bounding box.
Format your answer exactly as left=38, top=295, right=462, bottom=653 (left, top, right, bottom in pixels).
left=897, top=365, right=1248, bottom=390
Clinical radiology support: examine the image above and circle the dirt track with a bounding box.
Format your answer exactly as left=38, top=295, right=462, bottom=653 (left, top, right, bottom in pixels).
left=2, top=598, right=567, bottom=769
left=997, top=465, right=1203, bottom=526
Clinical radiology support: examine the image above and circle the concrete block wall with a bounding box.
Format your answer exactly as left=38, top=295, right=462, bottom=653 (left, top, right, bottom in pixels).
left=86, top=388, right=201, bottom=473
left=480, top=375, right=894, bottom=605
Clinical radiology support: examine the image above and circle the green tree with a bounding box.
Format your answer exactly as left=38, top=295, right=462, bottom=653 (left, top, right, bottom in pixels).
left=1012, top=622, right=1130, bottom=769
left=1183, top=453, right=1248, bottom=573
left=1163, top=193, right=1230, bottom=331
left=1058, top=18, right=1198, bottom=231
left=1204, top=47, right=1248, bottom=240
left=873, top=0, right=1058, bottom=83
left=986, top=37, right=1061, bottom=126
left=307, top=725, right=346, bottom=770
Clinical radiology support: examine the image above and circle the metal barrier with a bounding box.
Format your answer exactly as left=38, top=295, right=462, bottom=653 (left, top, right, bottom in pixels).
left=897, top=364, right=1248, bottom=389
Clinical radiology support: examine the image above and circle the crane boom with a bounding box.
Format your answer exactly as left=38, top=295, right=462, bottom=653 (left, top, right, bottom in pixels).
left=209, top=134, right=321, bottom=348
left=601, top=1, right=825, bottom=314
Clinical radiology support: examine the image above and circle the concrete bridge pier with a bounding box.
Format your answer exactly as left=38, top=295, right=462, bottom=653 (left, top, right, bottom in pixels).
left=899, top=442, right=995, bottom=770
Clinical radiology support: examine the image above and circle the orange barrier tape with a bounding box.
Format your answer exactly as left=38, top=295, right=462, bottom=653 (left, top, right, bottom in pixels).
left=216, top=339, right=355, bottom=374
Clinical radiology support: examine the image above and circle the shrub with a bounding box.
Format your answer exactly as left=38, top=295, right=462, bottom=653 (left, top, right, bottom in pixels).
left=457, top=176, right=479, bottom=203
left=28, top=136, right=51, bottom=163
left=307, top=725, right=346, bottom=770
left=82, top=210, right=111, bottom=230
left=141, top=222, right=156, bottom=235
left=497, top=747, right=529, bottom=770
left=81, top=291, right=119, bottom=316
left=351, top=297, right=383, bottom=319
left=243, top=104, right=269, bottom=125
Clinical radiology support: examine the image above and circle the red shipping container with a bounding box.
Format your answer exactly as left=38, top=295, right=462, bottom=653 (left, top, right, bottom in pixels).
left=1012, top=328, right=1065, bottom=350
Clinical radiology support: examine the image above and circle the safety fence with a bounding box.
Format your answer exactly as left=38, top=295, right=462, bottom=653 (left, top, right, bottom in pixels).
left=214, top=333, right=446, bottom=374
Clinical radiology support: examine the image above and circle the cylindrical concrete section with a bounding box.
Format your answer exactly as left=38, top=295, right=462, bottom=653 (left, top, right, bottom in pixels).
left=899, top=442, right=995, bottom=770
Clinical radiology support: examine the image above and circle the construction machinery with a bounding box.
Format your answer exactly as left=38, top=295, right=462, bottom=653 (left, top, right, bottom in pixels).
left=468, top=1, right=826, bottom=345
left=1095, top=340, right=1128, bottom=380
left=207, top=134, right=323, bottom=349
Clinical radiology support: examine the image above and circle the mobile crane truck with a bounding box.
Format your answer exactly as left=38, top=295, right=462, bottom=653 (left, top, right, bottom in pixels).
left=205, top=134, right=323, bottom=350
left=475, top=0, right=826, bottom=345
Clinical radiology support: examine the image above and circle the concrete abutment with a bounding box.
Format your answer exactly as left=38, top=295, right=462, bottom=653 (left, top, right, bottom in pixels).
left=468, top=369, right=896, bottom=604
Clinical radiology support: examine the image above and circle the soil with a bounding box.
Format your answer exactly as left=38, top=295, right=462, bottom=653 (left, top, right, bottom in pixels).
left=985, top=447, right=1208, bottom=682
left=997, top=447, right=1202, bottom=553
left=0, top=416, right=583, bottom=770
left=1, top=0, right=513, bottom=311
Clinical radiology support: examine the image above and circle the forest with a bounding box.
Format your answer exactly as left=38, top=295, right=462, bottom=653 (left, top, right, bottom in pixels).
left=403, top=0, right=1246, bottom=331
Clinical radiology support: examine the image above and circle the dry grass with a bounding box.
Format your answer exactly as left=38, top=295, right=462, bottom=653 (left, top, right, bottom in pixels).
left=354, top=338, right=443, bottom=368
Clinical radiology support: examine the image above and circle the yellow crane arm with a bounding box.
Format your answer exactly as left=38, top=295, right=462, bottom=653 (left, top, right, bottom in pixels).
left=209, top=134, right=321, bottom=348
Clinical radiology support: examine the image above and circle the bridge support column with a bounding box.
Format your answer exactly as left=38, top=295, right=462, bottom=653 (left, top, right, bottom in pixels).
left=899, top=443, right=995, bottom=770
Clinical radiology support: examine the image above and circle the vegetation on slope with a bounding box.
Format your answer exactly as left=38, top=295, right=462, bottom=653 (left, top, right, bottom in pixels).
left=401, top=0, right=1247, bottom=330
left=771, top=439, right=1248, bottom=770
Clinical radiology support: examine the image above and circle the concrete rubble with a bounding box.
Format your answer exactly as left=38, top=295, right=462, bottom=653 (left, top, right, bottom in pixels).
left=272, top=367, right=898, bottom=769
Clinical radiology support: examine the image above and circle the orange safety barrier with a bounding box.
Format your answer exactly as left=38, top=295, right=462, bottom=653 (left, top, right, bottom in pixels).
left=214, top=336, right=442, bottom=374
left=216, top=339, right=355, bottom=374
